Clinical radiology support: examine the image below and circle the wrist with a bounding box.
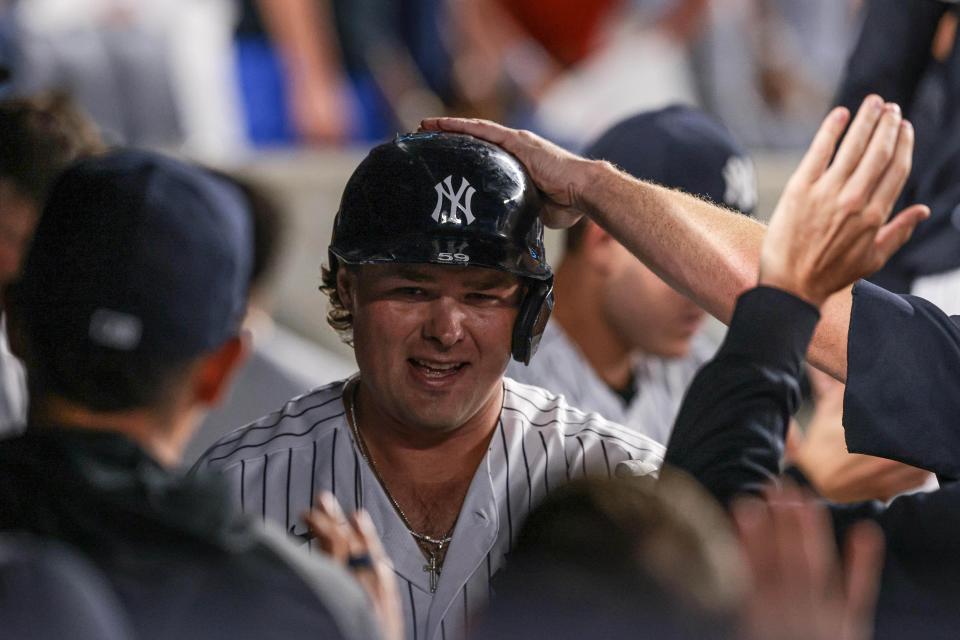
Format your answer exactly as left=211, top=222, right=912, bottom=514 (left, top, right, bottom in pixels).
left=576, top=159, right=621, bottom=217
left=757, top=256, right=827, bottom=308
left=720, top=286, right=821, bottom=373
left=757, top=275, right=827, bottom=308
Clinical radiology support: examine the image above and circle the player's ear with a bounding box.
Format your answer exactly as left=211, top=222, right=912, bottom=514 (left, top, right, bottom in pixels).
left=194, top=333, right=250, bottom=406
left=336, top=266, right=358, bottom=312
left=581, top=223, right=619, bottom=277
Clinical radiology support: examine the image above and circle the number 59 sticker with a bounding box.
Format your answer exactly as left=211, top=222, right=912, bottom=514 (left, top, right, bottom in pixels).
left=437, top=252, right=470, bottom=263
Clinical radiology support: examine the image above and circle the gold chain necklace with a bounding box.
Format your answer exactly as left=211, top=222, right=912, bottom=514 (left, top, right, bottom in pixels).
left=346, top=381, right=454, bottom=593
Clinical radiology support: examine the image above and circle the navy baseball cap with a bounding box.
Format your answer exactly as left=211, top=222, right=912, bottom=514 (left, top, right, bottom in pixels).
left=584, top=105, right=757, bottom=216
left=18, top=149, right=252, bottom=358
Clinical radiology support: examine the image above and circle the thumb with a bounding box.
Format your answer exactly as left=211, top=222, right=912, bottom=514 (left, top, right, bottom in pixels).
left=873, top=204, right=930, bottom=264
left=542, top=201, right=584, bottom=229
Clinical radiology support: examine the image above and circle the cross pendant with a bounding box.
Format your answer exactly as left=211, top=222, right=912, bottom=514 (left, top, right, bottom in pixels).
left=423, top=553, right=441, bottom=593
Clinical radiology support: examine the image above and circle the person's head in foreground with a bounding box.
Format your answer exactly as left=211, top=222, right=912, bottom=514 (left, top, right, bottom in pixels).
left=560, top=105, right=756, bottom=359
left=0, top=93, right=102, bottom=286
left=321, top=131, right=553, bottom=435
left=475, top=470, right=746, bottom=639
left=7, top=149, right=251, bottom=465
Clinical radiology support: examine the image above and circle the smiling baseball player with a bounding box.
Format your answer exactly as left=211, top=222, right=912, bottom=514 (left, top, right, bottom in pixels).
left=193, top=132, right=665, bottom=640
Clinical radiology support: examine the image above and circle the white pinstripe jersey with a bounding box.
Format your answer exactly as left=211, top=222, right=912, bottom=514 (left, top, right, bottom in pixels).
left=194, top=376, right=665, bottom=640
left=507, top=320, right=717, bottom=447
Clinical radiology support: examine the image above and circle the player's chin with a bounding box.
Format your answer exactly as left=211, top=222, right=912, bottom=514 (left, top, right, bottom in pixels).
left=392, top=396, right=473, bottom=433
left=660, top=338, right=694, bottom=359
left=408, top=413, right=468, bottom=434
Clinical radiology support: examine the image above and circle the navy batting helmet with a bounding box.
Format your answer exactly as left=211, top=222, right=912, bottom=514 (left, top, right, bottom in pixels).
left=328, top=132, right=553, bottom=364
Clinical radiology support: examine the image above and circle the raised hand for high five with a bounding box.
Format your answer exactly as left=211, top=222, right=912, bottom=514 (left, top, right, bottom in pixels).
left=759, top=95, right=930, bottom=307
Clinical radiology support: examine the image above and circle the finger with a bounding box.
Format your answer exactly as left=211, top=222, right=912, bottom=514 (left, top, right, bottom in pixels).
left=346, top=510, right=402, bottom=636
left=420, top=117, right=511, bottom=146
left=735, top=496, right=793, bottom=639
left=351, top=510, right=391, bottom=564
left=862, top=120, right=914, bottom=223
left=317, top=491, right=348, bottom=524
left=304, top=509, right=350, bottom=559
left=825, top=95, right=885, bottom=183
left=309, top=492, right=353, bottom=555
left=793, top=106, right=851, bottom=185
left=792, top=486, right=836, bottom=598
left=872, top=204, right=930, bottom=265
left=841, top=521, right=885, bottom=640
left=764, top=487, right=811, bottom=604
left=345, top=516, right=370, bottom=558
left=761, top=489, right=817, bottom=632
left=836, top=105, right=903, bottom=210
left=542, top=201, right=585, bottom=229
left=732, top=497, right=776, bottom=587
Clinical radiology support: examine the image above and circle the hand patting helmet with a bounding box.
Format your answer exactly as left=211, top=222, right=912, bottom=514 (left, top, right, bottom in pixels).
left=328, top=132, right=553, bottom=364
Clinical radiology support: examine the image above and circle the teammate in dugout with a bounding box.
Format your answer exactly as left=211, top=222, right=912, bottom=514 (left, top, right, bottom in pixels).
left=507, top=105, right=757, bottom=447
left=193, top=133, right=666, bottom=640
left=0, top=150, right=384, bottom=640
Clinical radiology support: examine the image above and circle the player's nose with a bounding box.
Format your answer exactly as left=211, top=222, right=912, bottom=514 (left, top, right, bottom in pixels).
left=422, top=297, right=466, bottom=348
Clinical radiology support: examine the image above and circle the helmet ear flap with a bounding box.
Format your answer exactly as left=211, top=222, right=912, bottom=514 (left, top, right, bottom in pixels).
left=327, top=250, right=341, bottom=279
left=511, top=278, right=554, bottom=365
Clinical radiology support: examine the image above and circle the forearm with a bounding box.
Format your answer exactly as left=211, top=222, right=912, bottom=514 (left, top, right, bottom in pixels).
left=793, top=388, right=933, bottom=502
left=579, top=160, right=852, bottom=379
left=666, top=287, right=819, bottom=506
left=257, top=0, right=343, bottom=85
left=797, top=452, right=933, bottom=503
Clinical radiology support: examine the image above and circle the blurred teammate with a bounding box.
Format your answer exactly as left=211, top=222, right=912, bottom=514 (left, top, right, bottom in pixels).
left=475, top=472, right=746, bottom=640
left=507, top=105, right=755, bottom=445
left=0, top=534, right=134, bottom=640
left=835, top=0, right=960, bottom=297
left=183, top=173, right=355, bottom=464
left=194, top=132, right=665, bottom=640
left=0, top=93, right=102, bottom=434
left=0, top=150, right=382, bottom=640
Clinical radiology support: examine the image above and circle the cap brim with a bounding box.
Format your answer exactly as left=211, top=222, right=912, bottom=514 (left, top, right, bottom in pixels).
left=331, top=234, right=551, bottom=280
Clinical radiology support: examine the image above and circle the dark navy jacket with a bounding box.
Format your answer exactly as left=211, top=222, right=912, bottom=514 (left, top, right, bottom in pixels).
left=0, top=428, right=379, bottom=640
left=837, top=0, right=960, bottom=292
left=666, top=283, right=960, bottom=639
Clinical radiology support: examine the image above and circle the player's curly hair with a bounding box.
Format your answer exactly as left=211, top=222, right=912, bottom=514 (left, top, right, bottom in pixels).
left=320, top=262, right=354, bottom=346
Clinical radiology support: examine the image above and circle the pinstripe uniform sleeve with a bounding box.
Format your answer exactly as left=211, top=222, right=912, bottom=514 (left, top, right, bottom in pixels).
left=502, top=378, right=665, bottom=473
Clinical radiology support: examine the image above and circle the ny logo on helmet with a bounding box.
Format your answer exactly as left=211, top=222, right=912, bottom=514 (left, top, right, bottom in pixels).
left=432, top=175, right=476, bottom=225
